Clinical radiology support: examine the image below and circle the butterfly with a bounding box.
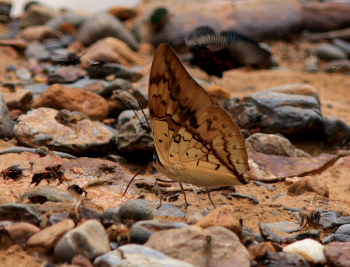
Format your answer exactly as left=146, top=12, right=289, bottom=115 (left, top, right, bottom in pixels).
left=185, top=26, right=271, bottom=78
left=148, top=43, right=250, bottom=207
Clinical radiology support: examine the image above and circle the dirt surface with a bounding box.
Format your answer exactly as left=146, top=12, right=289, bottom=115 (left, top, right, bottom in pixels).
left=0, top=2, right=350, bottom=267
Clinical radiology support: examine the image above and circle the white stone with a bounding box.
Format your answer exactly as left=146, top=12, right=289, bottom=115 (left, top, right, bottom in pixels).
left=283, top=238, right=327, bottom=264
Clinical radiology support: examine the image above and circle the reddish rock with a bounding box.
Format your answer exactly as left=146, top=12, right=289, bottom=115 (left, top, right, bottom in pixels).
left=287, top=176, right=329, bottom=198
left=32, top=84, right=109, bottom=120
left=195, top=205, right=243, bottom=241
left=5, top=222, right=40, bottom=245
left=27, top=219, right=75, bottom=253
left=325, top=242, right=350, bottom=267
left=0, top=87, right=33, bottom=112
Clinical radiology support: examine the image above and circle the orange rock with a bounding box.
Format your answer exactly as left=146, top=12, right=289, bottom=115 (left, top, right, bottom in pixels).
left=287, top=176, right=329, bottom=198
left=195, top=205, right=243, bottom=241
left=32, top=84, right=109, bottom=121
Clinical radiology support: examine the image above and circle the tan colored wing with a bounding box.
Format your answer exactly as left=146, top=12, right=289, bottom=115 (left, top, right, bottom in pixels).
left=172, top=105, right=249, bottom=185
left=149, top=43, right=249, bottom=186
left=148, top=43, right=213, bottom=164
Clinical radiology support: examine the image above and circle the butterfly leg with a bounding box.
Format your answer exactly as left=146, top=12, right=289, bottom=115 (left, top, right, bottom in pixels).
left=154, top=178, right=163, bottom=209
left=206, top=187, right=216, bottom=209
left=190, top=184, right=206, bottom=211
left=179, top=183, right=189, bottom=209
left=123, top=162, right=153, bottom=196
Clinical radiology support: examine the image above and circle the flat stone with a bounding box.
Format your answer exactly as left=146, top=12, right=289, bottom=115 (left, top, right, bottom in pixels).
left=0, top=204, right=42, bottom=225
left=21, top=186, right=74, bottom=204
left=130, top=219, right=188, bottom=244
left=153, top=203, right=185, bottom=218
left=14, top=108, right=115, bottom=156
left=94, top=244, right=194, bottom=267
left=145, top=225, right=250, bottom=267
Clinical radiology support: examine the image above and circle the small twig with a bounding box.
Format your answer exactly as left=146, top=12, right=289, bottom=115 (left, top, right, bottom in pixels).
left=0, top=147, right=77, bottom=159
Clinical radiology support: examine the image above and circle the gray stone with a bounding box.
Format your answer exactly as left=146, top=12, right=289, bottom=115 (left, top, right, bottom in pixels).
left=48, top=212, right=69, bottom=226
left=319, top=211, right=338, bottom=229
left=323, top=60, right=350, bottom=74
left=48, top=66, right=87, bottom=84
left=16, top=69, right=32, bottom=81
left=145, top=226, right=250, bottom=267
left=0, top=93, right=14, bottom=139
left=21, top=186, right=74, bottom=203
left=246, top=133, right=311, bottom=157
left=316, top=44, right=348, bottom=61
left=333, top=217, right=350, bottom=227
left=0, top=204, right=42, bottom=225
left=117, top=110, right=135, bottom=128
left=130, top=219, right=188, bottom=244
left=323, top=115, right=350, bottom=146
left=54, top=220, right=110, bottom=262
left=98, top=78, right=133, bottom=98
left=24, top=84, right=50, bottom=94
left=228, top=84, right=323, bottom=135
left=94, top=244, right=194, bottom=267
left=75, top=12, right=139, bottom=50
left=25, top=41, right=50, bottom=61
left=267, top=252, right=310, bottom=267
left=117, top=109, right=154, bottom=155
left=114, top=199, right=153, bottom=222
left=153, top=203, right=186, bottom=217
left=231, top=193, right=259, bottom=204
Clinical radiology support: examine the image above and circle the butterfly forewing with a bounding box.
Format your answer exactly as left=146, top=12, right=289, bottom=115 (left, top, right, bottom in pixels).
left=149, top=43, right=249, bottom=186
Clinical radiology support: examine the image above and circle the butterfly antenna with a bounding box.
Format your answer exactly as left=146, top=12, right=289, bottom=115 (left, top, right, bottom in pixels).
left=128, top=101, right=152, bottom=140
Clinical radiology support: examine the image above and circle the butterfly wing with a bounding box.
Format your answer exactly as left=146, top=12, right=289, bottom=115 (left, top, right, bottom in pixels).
left=149, top=43, right=213, bottom=164
left=149, top=43, right=249, bottom=186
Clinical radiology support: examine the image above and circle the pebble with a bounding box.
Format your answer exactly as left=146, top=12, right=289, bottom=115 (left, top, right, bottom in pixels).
left=153, top=203, right=185, bottom=217
left=246, top=133, right=311, bottom=157
left=0, top=93, right=14, bottom=139
left=130, top=219, right=188, bottom=244
left=324, top=242, right=350, bottom=267
left=145, top=225, right=250, bottom=267
left=15, top=68, right=32, bottom=81
left=231, top=192, right=259, bottom=204
left=185, top=210, right=204, bottom=224
left=319, top=211, right=338, bottom=229
left=24, top=41, right=50, bottom=61
left=254, top=181, right=276, bottom=189
left=14, top=107, right=115, bottom=155
left=195, top=205, right=243, bottom=241
left=33, top=83, right=109, bottom=120
left=47, top=66, right=87, bottom=84
left=323, top=115, right=350, bottom=146
left=267, top=252, right=310, bottom=267
left=97, top=78, right=133, bottom=98
left=0, top=204, right=42, bottom=226
left=287, top=176, right=329, bottom=198
left=333, top=38, right=350, bottom=56
left=21, top=186, right=74, bottom=204
left=94, top=244, right=195, bottom=267
left=54, top=220, right=110, bottom=262
left=24, top=84, right=50, bottom=94
left=5, top=222, right=40, bottom=246
left=316, top=43, right=348, bottom=61
left=27, top=219, right=75, bottom=254
left=283, top=238, right=327, bottom=264
left=113, top=199, right=153, bottom=222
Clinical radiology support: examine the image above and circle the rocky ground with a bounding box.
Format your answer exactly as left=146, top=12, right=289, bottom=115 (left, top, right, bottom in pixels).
left=0, top=0, right=350, bottom=267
